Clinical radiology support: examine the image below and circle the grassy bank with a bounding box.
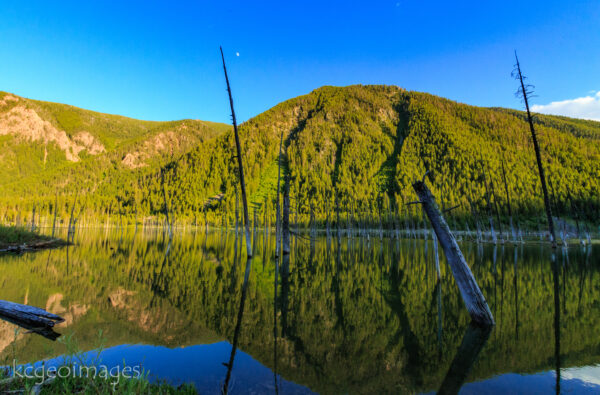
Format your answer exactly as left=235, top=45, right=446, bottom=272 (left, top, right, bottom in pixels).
left=0, top=330, right=198, bottom=394
left=0, top=370, right=196, bottom=394
left=0, top=225, right=67, bottom=251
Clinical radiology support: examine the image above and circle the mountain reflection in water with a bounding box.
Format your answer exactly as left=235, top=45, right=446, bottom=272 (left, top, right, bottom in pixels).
left=0, top=228, right=598, bottom=394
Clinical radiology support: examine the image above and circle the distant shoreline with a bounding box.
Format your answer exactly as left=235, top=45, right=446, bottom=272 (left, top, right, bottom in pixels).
left=0, top=225, right=68, bottom=253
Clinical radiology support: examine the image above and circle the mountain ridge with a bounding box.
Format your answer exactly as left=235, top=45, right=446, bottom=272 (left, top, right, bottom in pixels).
left=0, top=85, right=598, bottom=228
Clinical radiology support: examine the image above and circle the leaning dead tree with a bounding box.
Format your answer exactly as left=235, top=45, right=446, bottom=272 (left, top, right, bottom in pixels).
left=513, top=51, right=557, bottom=248
left=413, top=177, right=494, bottom=326
left=221, top=46, right=252, bottom=257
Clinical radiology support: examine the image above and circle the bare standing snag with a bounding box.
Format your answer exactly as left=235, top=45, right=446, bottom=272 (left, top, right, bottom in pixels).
left=513, top=51, right=557, bottom=248
left=220, top=46, right=252, bottom=258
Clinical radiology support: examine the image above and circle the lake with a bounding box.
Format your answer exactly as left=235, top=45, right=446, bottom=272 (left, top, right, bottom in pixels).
left=0, top=227, right=598, bottom=394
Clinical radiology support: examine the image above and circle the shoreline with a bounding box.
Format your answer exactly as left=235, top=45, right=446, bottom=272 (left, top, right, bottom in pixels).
left=0, top=225, right=69, bottom=253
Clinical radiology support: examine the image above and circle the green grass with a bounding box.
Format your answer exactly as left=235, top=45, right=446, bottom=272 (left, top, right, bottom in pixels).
left=0, top=368, right=196, bottom=394
left=1, top=330, right=197, bottom=394
left=0, top=225, right=55, bottom=249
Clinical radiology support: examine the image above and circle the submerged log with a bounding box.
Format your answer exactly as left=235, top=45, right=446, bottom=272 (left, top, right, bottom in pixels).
left=413, top=180, right=495, bottom=326
left=0, top=300, right=64, bottom=340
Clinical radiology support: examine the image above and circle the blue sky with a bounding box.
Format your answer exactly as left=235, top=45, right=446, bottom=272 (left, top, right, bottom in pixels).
left=1, top=1, right=599, bottom=123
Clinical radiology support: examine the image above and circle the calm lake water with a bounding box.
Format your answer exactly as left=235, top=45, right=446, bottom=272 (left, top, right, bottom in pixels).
left=0, top=228, right=599, bottom=394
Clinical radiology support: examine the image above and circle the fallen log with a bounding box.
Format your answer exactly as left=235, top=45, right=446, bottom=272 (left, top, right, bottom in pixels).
left=0, top=239, right=68, bottom=253
left=413, top=179, right=495, bottom=326
left=0, top=300, right=64, bottom=340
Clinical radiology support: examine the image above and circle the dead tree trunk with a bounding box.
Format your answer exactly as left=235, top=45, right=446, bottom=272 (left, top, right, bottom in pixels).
left=413, top=180, right=495, bottom=326
left=161, top=170, right=173, bottom=239
left=500, top=159, right=517, bottom=242
left=67, top=192, right=78, bottom=243
left=274, top=131, right=284, bottom=257
left=325, top=195, right=331, bottom=239
left=203, top=204, right=208, bottom=234
left=335, top=192, right=341, bottom=242
left=30, top=205, right=36, bottom=232
left=481, top=163, right=497, bottom=244
left=433, top=232, right=441, bottom=281
left=282, top=175, right=291, bottom=255
left=513, top=52, right=557, bottom=248
left=309, top=204, right=316, bottom=239
left=295, top=198, right=299, bottom=237
left=235, top=188, right=239, bottom=235
left=346, top=202, right=351, bottom=237
left=221, top=46, right=252, bottom=257
left=51, top=193, right=58, bottom=238
left=487, top=168, right=504, bottom=242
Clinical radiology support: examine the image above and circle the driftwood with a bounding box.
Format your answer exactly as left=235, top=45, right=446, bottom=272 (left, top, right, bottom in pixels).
left=413, top=180, right=495, bottom=326
left=0, top=300, right=64, bottom=340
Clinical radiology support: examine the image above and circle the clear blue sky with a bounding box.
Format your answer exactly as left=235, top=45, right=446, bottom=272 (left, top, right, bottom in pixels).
left=1, top=1, right=599, bottom=123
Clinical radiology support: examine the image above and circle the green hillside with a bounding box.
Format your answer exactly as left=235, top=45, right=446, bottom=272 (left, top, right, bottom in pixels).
left=0, top=91, right=230, bottom=222
left=1, top=86, right=599, bottom=229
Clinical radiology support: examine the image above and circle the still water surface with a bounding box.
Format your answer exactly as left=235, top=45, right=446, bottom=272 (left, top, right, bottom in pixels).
left=0, top=228, right=598, bottom=394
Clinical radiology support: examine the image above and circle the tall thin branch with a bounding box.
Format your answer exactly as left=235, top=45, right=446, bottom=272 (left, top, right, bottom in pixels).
left=220, top=46, right=252, bottom=257
left=513, top=51, right=557, bottom=248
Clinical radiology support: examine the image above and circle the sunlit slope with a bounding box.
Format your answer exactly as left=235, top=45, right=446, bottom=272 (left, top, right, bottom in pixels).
left=144, top=85, right=600, bottom=225
left=1, top=86, right=598, bottom=225
left=0, top=91, right=230, bottom=206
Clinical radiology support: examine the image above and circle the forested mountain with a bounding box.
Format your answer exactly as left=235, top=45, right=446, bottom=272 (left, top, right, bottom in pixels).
left=0, top=91, right=229, bottom=222
left=1, top=86, right=599, bottom=229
